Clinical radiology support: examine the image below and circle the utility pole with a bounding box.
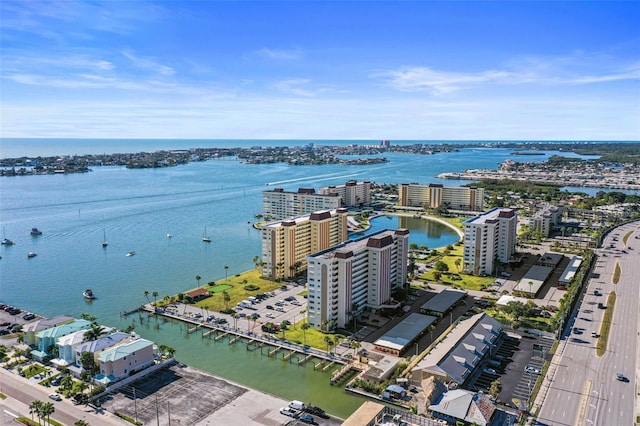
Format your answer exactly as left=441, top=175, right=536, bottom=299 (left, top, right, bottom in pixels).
left=133, top=387, right=138, bottom=424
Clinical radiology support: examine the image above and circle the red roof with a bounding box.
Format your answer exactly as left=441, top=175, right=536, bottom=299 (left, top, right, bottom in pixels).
left=185, top=288, right=209, bottom=298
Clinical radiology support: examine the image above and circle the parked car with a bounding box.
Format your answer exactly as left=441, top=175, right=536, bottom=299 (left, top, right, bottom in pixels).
left=279, top=407, right=298, bottom=417
left=266, top=305, right=274, bottom=310
left=591, top=331, right=598, bottom=338
left=482, top=368, right=497, bottom=375
left=23, top=313, right=36, bottom=321
left=598, top=302, right=606, bottom=309
left=298, top=413, right=315, bottom=424
left=48, top=393, right=62, bottom=401
left=525, top=366, right=540, bottom=374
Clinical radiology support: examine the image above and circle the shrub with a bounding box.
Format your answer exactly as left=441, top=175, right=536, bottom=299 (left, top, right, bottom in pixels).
left=244, top=284, right=260, bottom=291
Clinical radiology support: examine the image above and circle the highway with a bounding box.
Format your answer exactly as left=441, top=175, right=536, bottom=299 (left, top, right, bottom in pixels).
left=537, top=221, right=639, bottom=426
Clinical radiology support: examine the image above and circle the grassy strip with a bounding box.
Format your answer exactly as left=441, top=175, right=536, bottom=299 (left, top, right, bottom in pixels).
left=115, top=412, right=143, bottom=425
left=17, top=417, right=64, bottom=426
left=596, top=291, right=616, bottom=357
left=528, top=360, right=551, bottom=411
left=622, top=231, right=632, bottom=246
left=612, top=262, right=621, bottom=285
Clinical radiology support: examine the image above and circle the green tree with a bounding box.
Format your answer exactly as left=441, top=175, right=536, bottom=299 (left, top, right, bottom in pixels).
left=29, top=400, right=43, bottom=425
left=224, top=265, right=229, bottom=281
left=350, top=340, right=361, bottom=357
left=195, top=275, right=201, bottom=286
left=433, top=271, right=442, bottom=282
left=75, top=420, right=90, bottom=426
left=489, top=379, right=502, bottom=398
left=40, top=401, right=55, bottom=425
left=223, top=291, right=231, bottom=310
left=79, top=312, right=97, bottom=322
left=143, top=290, right=150, bottom=304
left=83, top=323, right=105, bottom=343
left=454, top=258, right=462, bottom=272
left=80, top=351, right=98, bottom=375
left=301, top=323, right=310, bottom=346
left=434, top=260, right=449, bottom=272
left=152, top=291, right=159, bottom=306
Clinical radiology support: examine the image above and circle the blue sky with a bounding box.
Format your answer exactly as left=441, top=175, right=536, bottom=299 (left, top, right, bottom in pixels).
left=1, top=1, right=639, bottom=140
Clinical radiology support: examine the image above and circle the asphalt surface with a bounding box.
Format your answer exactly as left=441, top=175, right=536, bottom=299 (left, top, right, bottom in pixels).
left=537, top=221, right=639, bottom=426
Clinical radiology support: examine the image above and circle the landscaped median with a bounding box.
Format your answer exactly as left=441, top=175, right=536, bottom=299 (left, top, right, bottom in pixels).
left=596, top=291, right=616, bottom=357
left=612, top=262, right=621, bottom=284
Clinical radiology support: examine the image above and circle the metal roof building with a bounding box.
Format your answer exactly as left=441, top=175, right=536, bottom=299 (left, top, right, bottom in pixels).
left=419, top=289, right=467, bottom=317
left=513, top=265, right=554, bottom=295
left=373, top=313, right=437, bottom=356
left=559, top=255, right=583, bottom=284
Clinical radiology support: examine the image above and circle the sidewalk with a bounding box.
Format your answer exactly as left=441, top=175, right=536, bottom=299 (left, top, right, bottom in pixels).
left=528, top=330, right=568, bottom=423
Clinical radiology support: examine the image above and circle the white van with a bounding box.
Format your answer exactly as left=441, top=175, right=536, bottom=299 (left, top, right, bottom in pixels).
left=289, top=400, right=305, bottom=410
left=237, top=300, right=251, bottom=308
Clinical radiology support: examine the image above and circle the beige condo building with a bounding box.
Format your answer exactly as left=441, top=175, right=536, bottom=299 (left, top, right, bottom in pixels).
left=306, top=229, right=409, bottom=330
left=398, top=183, right=484, bottom=211
left=262, top=188, right=341, bottom=221
left=261, top=209, right=349, bottom=280
left=318, top=180, right=371, bottom=207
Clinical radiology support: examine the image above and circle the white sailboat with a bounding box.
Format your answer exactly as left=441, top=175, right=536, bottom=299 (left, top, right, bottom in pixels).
left=202, top=226, right=211, bottom=243
left=1, top=227, right=15, bottom=246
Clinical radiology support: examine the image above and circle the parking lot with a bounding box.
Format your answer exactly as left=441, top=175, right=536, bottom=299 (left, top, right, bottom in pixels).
left=464, top=331, right=554, bottom=409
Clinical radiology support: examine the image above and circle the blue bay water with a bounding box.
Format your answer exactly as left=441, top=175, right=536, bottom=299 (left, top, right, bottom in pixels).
left=0, top=140, right=621, bottom=418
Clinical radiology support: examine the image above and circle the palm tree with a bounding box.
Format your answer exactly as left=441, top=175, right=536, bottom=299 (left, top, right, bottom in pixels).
left=224, top=265, right=229, bottom=281
left=79, top=312, right=97, bottom=322
left=455, top=258, right=462, bottom=273
left=223, top=291, right=231, bottom=310
left=75, top=421, right=90, bottom=426
left=83, top=323, right=104, bottom=342
left=143, top=290, right=150, bottom=304
left=40, top=401, right=55, bottom=425
left=152, top=291, right=159, bottom=306
left=195, top=275, right=201, bottom=286
left=280, top=321, right=288, bottom=340
left=252, top=255, right=260, bottom=269
left=202, top=304, right=208, bottom=319
left=428, top=324, right=436, bottom=343
left=324, top=336, right=334, bottom=354
left=350, top=340, right=361, bottom=357
left=332, top=336, right=340, bottom=354
left=29, top=400, right=43, bottom=425
left=301, top=323, right=310, bottom=346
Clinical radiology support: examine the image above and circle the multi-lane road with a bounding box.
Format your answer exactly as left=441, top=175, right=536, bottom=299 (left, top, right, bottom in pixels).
left=537, top=221, right=639, bottom=426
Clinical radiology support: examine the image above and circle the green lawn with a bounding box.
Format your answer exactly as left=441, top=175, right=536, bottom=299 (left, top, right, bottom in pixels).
left=208, top=284, right=232, bottom=293
left=418, top=244, right=494, bottom=291
left=278, top=325, right=347, bottom=352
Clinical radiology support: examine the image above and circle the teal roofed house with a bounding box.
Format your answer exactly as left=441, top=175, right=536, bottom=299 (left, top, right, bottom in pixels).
left=96, top=338, right=155, bottom=384
left=31, top=319, right=91, bottom=361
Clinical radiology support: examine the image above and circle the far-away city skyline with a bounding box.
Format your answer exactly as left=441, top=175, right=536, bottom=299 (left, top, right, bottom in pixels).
left=1, top=1, right=639, bottom=140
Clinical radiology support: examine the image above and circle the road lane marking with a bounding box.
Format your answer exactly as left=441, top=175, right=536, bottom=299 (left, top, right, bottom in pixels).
left=4, top=410, right=18, bottom=418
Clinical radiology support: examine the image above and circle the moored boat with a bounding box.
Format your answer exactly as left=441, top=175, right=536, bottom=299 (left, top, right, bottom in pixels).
left=202, top=226, right=211, bottom=243
left=27, top=251, right=37, bottom=258
left=1, top=238, right=15, bottom=246
left=102, top=230, right=108, bottom=248
left=126, top=251, right=136, bottom=256
left=83, top=289, right=95, bottom=299
left=30, top=228, right=42, bottom=236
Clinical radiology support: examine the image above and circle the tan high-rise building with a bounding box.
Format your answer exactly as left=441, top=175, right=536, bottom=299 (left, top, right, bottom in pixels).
left=306, top=229, right=409, bottom=330
left=261, top=209, right=349, bottom=280
left=463, top=207, right=517, bottom=275
left=398, top=183, right=484, bottom=211
left=319, top=180, right=371, bottom=207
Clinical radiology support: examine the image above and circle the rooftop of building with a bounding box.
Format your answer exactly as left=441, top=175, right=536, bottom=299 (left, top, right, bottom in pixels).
left=559, top=255, right=584, bottom=284
left=420, top=289, right=467, bottom=314
left=464, top=207, right=516, bottom=225
left=97, top=338, right=154, bottom=362
left=308, top=228, right=408, bottom=260
left=374, top=313, right=437, bottom=352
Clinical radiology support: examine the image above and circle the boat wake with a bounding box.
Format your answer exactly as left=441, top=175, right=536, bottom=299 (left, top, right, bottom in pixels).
left=266, top=172, right=360, bottom=186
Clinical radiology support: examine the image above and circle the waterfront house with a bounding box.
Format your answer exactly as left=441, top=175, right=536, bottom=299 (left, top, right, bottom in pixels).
left=22, top=315, right=75, bottom=347
left=53, top=329, right=88, bottom=366
left=31, top=319, right=91, bottom=361
left=73, top=331, right=131, bottom=367
left=96, top=338, right=155, bottom=384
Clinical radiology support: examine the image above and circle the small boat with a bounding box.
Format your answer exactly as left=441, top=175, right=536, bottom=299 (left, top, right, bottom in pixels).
left=83, top=289, right=96, bottom=299
left=1, top=228, right=15, bottom=245
left=202, top=226, right=211, bottom=243
left=30, top=228, right=42, bottom=236
left=102, top=230, right=108, bottom=248
left=27, top=251, right=37, bottom=258
left=126, top=251, right=136, bottom=257
left=167, top=233, right=172, bottom=239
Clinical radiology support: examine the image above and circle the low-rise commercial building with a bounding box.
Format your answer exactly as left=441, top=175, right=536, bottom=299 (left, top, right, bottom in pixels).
left=373, top=313, right=437, bottom=356
left=96, top=338, right=155, bottom=384
left=419, top=289, right=467, bottom=317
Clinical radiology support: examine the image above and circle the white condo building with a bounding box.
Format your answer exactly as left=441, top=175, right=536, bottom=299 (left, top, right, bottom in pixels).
left=529, top=205, right=564, bottom=238
left=318, top=180, right=371, bottom=207
left=463, top=207, right=517, bottom=275
left=306, top=229, right=409, bottom=330
left=398, top=183, right=484, bottom=211
left=261, top=209, right=349, bottom=279
left=262, top=188, right=341, bottom=221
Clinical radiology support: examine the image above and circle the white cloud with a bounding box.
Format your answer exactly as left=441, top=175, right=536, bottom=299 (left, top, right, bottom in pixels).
left=256, top=47, right=302, bottom=60
left=122, top=51, right=175, bottom=76
left=377, top=67, right=512, bottom=94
